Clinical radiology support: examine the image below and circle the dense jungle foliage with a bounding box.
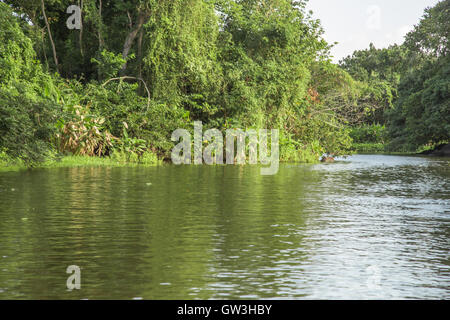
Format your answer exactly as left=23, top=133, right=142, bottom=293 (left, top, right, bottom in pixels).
left=340, top=0, right=449, bottom=152
left=0, top=0, right=448, bottom=166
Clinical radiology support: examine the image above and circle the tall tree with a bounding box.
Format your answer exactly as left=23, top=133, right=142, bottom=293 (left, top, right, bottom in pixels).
left=386, top=0, right=450, bottom=150
left=40, top=0, right=59, bottom=72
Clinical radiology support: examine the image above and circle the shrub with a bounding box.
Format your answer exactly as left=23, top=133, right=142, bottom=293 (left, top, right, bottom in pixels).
left=56, top=105, right=115, bottom=157
left=0, top=86, right=60, bottom=163
left=350, top=124, right=387, bottom=144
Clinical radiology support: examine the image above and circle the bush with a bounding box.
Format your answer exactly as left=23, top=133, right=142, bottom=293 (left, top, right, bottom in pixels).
left=0, top=3, right=63, bottom=164
left=0, top=87, right=60, bottom=163
left=352, top=143, right=385, bottom=153
left=79, top=81, right=190, bottom=159
left=56, top=105, right=115, bottom=157
left=350, top=124, right=387, bottom=144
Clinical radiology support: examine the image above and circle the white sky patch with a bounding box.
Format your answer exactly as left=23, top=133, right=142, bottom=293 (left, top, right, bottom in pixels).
left=398, top=25, right=414, bottom=38
left=307, top=0, right=440, bottom=63
left=366, top=5, right=382, bottom=30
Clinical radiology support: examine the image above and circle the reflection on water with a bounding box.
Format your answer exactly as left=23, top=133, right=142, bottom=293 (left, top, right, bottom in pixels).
left=0, top=155, right=449, bottom=299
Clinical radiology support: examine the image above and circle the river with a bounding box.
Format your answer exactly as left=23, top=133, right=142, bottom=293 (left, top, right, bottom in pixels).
left=0, top=154, right=449, bottom=299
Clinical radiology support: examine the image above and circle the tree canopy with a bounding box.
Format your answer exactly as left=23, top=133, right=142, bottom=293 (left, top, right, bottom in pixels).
left=0, top=0, right=448, bottom=164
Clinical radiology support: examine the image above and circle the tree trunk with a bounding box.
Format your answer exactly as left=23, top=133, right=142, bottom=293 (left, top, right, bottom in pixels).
left=137, top=28, right=144, bottom=94
left=79, top=0, right=84, bottom=58
left=120, top=11, right=150, bottom=75
left=41, top=0, right=59, bottom=73
left=98, top=0, right=104, bottom=49
left=97, top=0, right=104, bottom=80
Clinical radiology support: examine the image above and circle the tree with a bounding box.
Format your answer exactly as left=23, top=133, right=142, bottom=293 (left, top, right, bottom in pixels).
left=41, top=0, right=59, bottom=72
left=339, top=44, right=408, bottom=124
left=0, top=2, right=60, bottom=163
left=386, top=0, right=450, bottom=151
left=403, top=0, right=449, bottom=58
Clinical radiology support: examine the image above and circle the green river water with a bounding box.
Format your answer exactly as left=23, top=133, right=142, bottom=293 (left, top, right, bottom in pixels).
left=0, top=154, right=449, bottom=299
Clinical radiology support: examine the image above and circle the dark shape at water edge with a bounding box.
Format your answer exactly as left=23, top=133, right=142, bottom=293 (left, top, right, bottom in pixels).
left=419, top=143, right=450, bottom=157
left=320, top=156, right=335, bottom=163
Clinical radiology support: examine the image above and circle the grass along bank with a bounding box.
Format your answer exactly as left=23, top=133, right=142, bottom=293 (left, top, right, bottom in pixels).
left=0, top=151, right=161, bottom=172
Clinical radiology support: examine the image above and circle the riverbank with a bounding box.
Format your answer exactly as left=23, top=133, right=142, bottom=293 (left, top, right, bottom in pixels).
left=351, top=142, right=450, bottom=157
left=419, top=143, right=450, bottom=157
left=1, top=146, right=444, bottom=173
left=0, top=154, right=161, bottom=172
left=352, top=142, right=385, bottom=153
left=351, top=142, right=412, bottom=155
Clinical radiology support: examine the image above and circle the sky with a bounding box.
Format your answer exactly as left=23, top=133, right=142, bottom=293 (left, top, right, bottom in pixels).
left=306, top=0, right=441, bottom=62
